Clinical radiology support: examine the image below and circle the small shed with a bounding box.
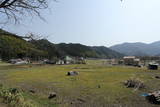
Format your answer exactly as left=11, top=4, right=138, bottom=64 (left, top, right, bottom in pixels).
left=56, top=60, right=65, bottom=65
left=118, top=60, right=124, bottom=65
left=8, top=59, right=29, bottom=65
left=75, top=57, right=86, bottom=64
left=133, top=58, right=140, bottom=66
left=65, top=56, right=73, bottom=64
left=43, top=59, right=55, bottom=64
left=123, top=56, right=140, bottom=66
left=148, top=63, right=159, bottom=70
left=123, top=56, right=136, bottom=65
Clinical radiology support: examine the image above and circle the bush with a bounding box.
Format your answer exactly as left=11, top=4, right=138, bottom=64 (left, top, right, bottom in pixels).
left=0, top=86, right=37, bottom=107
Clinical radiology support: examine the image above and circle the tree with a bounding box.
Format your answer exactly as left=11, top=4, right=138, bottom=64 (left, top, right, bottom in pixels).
left=24, top=33, right=44, bottom=41
left=0, top=0, right=54, bottom=23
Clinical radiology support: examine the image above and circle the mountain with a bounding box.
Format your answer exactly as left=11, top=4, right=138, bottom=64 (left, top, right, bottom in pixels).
left=110, top=41, right=160, bottom=56
left=32, top=40, right=124, bottom=59
left=56, top=43, right=98, bottom=58
left=91, top=46, right=124, bottom=58
left=56, top=43, right=124, bottom=58
left=0, top=29, right=123, bottom=60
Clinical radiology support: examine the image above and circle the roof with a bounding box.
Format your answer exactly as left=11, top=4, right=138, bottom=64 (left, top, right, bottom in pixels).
left=149, top=63, right=159, bottom=66
left=123, top=56, right=136, bottom=59
left=134, top=59, right=140, bottom=61
left=65, top=56, right=73, bottom=61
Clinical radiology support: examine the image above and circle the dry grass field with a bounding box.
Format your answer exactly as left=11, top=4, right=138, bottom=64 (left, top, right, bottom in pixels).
left=0, top=60, right=160, bottom=107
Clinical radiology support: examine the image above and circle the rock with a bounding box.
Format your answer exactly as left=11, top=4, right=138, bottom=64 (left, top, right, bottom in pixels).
left=155, top=76, right=160, bottom=79
left=98, top=85, right=101, bottom=88
left=77, top=98, right=86, bottom=103
left=48, top=92, right=57, bottom=99
left=124, top=79, right=145, bottom=89
left=146, top=95, right=158, bottom=104
left=67, top=71, right=79, bottom=76
left=29, top=89, right=36, bottom=93
left=146, top=91, right=160, bottom=104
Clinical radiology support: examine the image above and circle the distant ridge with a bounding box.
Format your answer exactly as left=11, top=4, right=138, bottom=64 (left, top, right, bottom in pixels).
left=31, top=40, right=124, bottom=59
left=110, top=41, right=160, bottom=56
left=0, top=29, right=124, bottom=60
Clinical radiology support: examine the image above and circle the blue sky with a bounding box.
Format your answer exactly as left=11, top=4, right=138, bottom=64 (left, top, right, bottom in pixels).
left=2, top=0, right=160, bottom=47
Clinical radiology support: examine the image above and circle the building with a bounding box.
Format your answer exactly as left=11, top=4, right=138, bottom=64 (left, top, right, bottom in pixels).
left=64, top=56, right=74, bottom=64
left=75, top=57, right=86, bottom=64
left=118, top=60, right=124, bottom=65
left=56, top=56, right=86, bottom=65
left=124, top=56, right=135, bottom=65
left=8, top=59, right=28, bottom=65
left=133, top=58, right=140, bottom=66
left=111, top=59, right=119, bottom=65
left=148, top=63, right=159, bottom=70
left=56, top=56, right=74, bottom=65
left=56, top=60, right=65, bottom=65
left=123, top=56, right=140, bottom=66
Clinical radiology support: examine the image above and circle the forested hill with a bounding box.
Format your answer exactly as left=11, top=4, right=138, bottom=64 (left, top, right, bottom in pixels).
left=0, top=29, right=124, bottom=60
left=0, top=29, right=47, bottom=60
left=55, top=43, right=98, bottom=58
left=55, top=43, right=124, bottom=58
left=30, top=40, right=124, bottom=59
left=91, top=46, right=124, bottom=58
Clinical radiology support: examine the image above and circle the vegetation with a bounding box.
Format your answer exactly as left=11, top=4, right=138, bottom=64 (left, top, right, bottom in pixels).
left=0, top=0, right=53, bottom=23
left=91, top=46, right=124, bottom=58
left=30, top=39, right=60, bottom=59
left=56, top=43, right=98, bottom=58
left=33, top=40, right=124, bottom=59
left=0, top=31, right=47, bottom=60
left=0, top=29, right=123, bottom=61
left=0, top=60, right=160, bottom=106
left=0, top=85, right=37, bottom=107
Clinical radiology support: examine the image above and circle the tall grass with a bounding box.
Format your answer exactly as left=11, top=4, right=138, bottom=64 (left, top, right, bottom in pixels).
left=0, top=84, right=37, bottom=107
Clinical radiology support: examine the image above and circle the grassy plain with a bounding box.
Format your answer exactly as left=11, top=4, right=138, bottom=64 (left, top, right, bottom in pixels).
left=0, top=60, right=160, bottom=107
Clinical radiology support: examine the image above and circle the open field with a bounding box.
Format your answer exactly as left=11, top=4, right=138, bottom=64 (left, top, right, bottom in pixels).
left=0, top=60, right=160, bottom=107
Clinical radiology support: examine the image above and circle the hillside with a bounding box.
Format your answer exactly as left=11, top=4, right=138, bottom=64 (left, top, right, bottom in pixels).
left=29, top=39, right=60, bottom=59
left=110, top=41, right=160, bottom=56
left=91, top=46, right=124, bottom=58
left=32, top=40, right=124, bottom=58
left=55, top=43, right=124, bottom=58
left=0, top=29, right=123, bottom=60
left=0, top=29, right=46, bottom=60
left=56, top=43, right=98, bottom=58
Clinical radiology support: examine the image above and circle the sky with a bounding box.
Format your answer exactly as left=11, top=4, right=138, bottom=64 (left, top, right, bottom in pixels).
left=2, top=0, right=160, bottom=47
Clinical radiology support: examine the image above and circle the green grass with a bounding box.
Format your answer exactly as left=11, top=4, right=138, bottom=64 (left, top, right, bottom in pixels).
left=0, top=60, right=160, bottom=107
left=0, top=86, right=37, bottom=107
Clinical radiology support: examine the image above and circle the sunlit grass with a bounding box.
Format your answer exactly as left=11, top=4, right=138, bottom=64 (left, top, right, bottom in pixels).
left=0, top=60, right=159, bottom=106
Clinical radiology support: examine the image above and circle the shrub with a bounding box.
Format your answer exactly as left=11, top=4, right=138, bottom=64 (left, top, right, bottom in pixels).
left=0, top=86, right=37, bottom=107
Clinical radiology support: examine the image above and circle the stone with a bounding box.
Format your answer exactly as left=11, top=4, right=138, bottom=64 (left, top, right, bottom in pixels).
left=48, top=92, right=57, bottom=99
left=29, top=89, right=36, bottom=93
left=155, top=76, right=160, bottom=79
left=146, top=91, right=160, bottom=104
left=67, top=71, right=79, bottom=76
